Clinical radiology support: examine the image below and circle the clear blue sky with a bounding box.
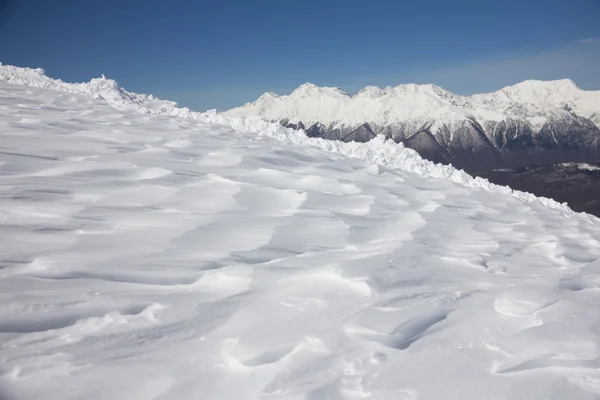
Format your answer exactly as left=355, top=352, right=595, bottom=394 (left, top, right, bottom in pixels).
left=1, top=0, right=599, bottom=111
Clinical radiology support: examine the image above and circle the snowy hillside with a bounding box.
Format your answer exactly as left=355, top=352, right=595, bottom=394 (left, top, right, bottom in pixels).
left=0, top=64, right=564, bottom=208
left=2, top=66, right=600, bottom=400
left=225, top=80, right=600, bottom=171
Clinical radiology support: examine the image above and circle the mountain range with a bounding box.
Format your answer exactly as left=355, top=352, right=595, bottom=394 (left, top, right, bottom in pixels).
left=226, top=80, right=600, bottom=172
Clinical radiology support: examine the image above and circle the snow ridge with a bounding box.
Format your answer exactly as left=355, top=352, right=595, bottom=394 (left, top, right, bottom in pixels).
left=0, top=64, right=572, bottom=212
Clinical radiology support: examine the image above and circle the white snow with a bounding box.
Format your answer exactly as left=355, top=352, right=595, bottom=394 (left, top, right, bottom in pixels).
left=225, top=78, right=600, bottom=129
left=1, top=65, right=600, bottom=400
left=559, top=162, right=600, bottom=172
left=473, top=79, right=600, bottom=125
left=579, top=164, right=600, bottom=171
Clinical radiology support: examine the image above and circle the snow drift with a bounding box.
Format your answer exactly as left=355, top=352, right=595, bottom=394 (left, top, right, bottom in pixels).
left=1, top=64, right=600, bottom=400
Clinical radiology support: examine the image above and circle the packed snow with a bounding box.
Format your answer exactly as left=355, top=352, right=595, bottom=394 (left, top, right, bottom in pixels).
left=225, top=78, right=600, bottom=129
left=1, top=66, right=600, bottom=400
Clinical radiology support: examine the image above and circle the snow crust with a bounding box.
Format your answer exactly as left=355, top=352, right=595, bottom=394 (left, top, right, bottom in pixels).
left=2, top=65, right=600, bottom=399
left=226, top=77, right=600, bottom=129
left=0, top=64, right=569, bottom=211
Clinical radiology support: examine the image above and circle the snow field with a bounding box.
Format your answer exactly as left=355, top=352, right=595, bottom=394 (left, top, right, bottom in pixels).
left=0, top=69, right=600, bottom=399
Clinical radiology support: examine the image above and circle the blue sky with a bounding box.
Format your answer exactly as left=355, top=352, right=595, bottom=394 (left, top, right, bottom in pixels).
left=1, top=0, right=599, bottom=111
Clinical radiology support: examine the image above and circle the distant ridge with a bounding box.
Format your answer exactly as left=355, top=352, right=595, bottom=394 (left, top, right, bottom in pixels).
left=226, top=79, right=600, bottom=171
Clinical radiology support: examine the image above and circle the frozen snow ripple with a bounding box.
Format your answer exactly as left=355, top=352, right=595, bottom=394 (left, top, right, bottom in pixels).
left=0, top=68, right=600, bottom=399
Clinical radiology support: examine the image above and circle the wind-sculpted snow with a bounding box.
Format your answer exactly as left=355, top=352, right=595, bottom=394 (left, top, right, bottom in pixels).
left=2, top=69, right=600, bottom=399
left=2, top=80, right=600, bottom=400
left=0, top=63, right=193, bottom=117
left=202, top=113, right=569, bottom=210
left=0, top=64, right=569, bottom=211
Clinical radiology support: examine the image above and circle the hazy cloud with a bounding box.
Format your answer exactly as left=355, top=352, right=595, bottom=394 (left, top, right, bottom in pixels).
left=374, top=38, right=600, bottom=95
left=575, top=38, right=600, bottom=45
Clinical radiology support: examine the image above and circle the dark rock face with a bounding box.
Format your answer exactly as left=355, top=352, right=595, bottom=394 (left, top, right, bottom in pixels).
left=341, top=123, right=377, bottom=142
left=437, top=119, right=503, bottom=171
left=486, top=119, right=535, bottom=151
left=280, top=115, right=600, bottom=172
left=404, top=130, right=453, bottom=165
left=281, top=119, right=306, bottom=132
left=305, top=122, right=325, bottom=138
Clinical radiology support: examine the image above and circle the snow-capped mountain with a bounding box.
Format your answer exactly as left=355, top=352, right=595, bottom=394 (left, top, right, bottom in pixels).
left=226, top=80, right=600, bottom=170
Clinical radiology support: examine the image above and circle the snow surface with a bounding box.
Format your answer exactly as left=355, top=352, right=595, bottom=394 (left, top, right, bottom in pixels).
left=225, top=78, right=600, bottom=129
left=1, top=66, right=600, bottom=399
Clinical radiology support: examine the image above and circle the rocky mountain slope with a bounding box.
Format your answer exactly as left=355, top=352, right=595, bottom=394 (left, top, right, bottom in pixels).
left=226, top=80, right=600, bottom=171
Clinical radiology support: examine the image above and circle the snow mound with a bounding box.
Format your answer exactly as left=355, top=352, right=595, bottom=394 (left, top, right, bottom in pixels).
left=0, top=64, right=192, bottom=117
left=0, top=64, right=570, bottom=212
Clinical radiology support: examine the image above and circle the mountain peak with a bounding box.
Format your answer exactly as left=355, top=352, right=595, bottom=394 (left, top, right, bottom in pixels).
left=295, top=82, right=318, bottom=91
left=499, top=78, right=581, bottom=95
left=393, top=83, right=454, bottom=99
left=354, top=83, right=452, bottom=99
left=290, top=82, right=350, bottom=98
left=355, top=85, right=386, bottom=98
left=394, top=83, right=438, bottom=92
left=257, top=91, right=279, bottom=100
